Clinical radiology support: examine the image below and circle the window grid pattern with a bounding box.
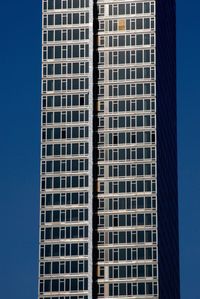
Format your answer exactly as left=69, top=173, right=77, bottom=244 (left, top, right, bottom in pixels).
left=39, top=0, right=93, bottom=298
left=95, top=0, right=158, bottom=298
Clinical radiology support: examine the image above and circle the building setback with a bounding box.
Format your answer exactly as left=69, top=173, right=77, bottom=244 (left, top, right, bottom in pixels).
left=39, top=0, right=180, bottom=298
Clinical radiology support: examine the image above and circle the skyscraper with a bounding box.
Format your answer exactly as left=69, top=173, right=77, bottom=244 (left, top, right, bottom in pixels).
left=39, top=0, right=180, bottom=298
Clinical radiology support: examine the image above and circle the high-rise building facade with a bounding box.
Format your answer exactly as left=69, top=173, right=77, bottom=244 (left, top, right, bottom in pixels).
left=39, top=0, right=180, bottom=298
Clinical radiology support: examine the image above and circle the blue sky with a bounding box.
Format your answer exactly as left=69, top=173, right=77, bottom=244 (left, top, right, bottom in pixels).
left=0, top=1, right=199, bottom=298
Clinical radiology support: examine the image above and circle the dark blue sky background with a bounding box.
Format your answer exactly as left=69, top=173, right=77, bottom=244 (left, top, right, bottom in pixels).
left=0, top=1, right=199, bottom=298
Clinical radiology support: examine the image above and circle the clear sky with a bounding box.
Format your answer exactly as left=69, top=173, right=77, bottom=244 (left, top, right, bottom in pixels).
left=0, top=1, right=199, bottom=298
